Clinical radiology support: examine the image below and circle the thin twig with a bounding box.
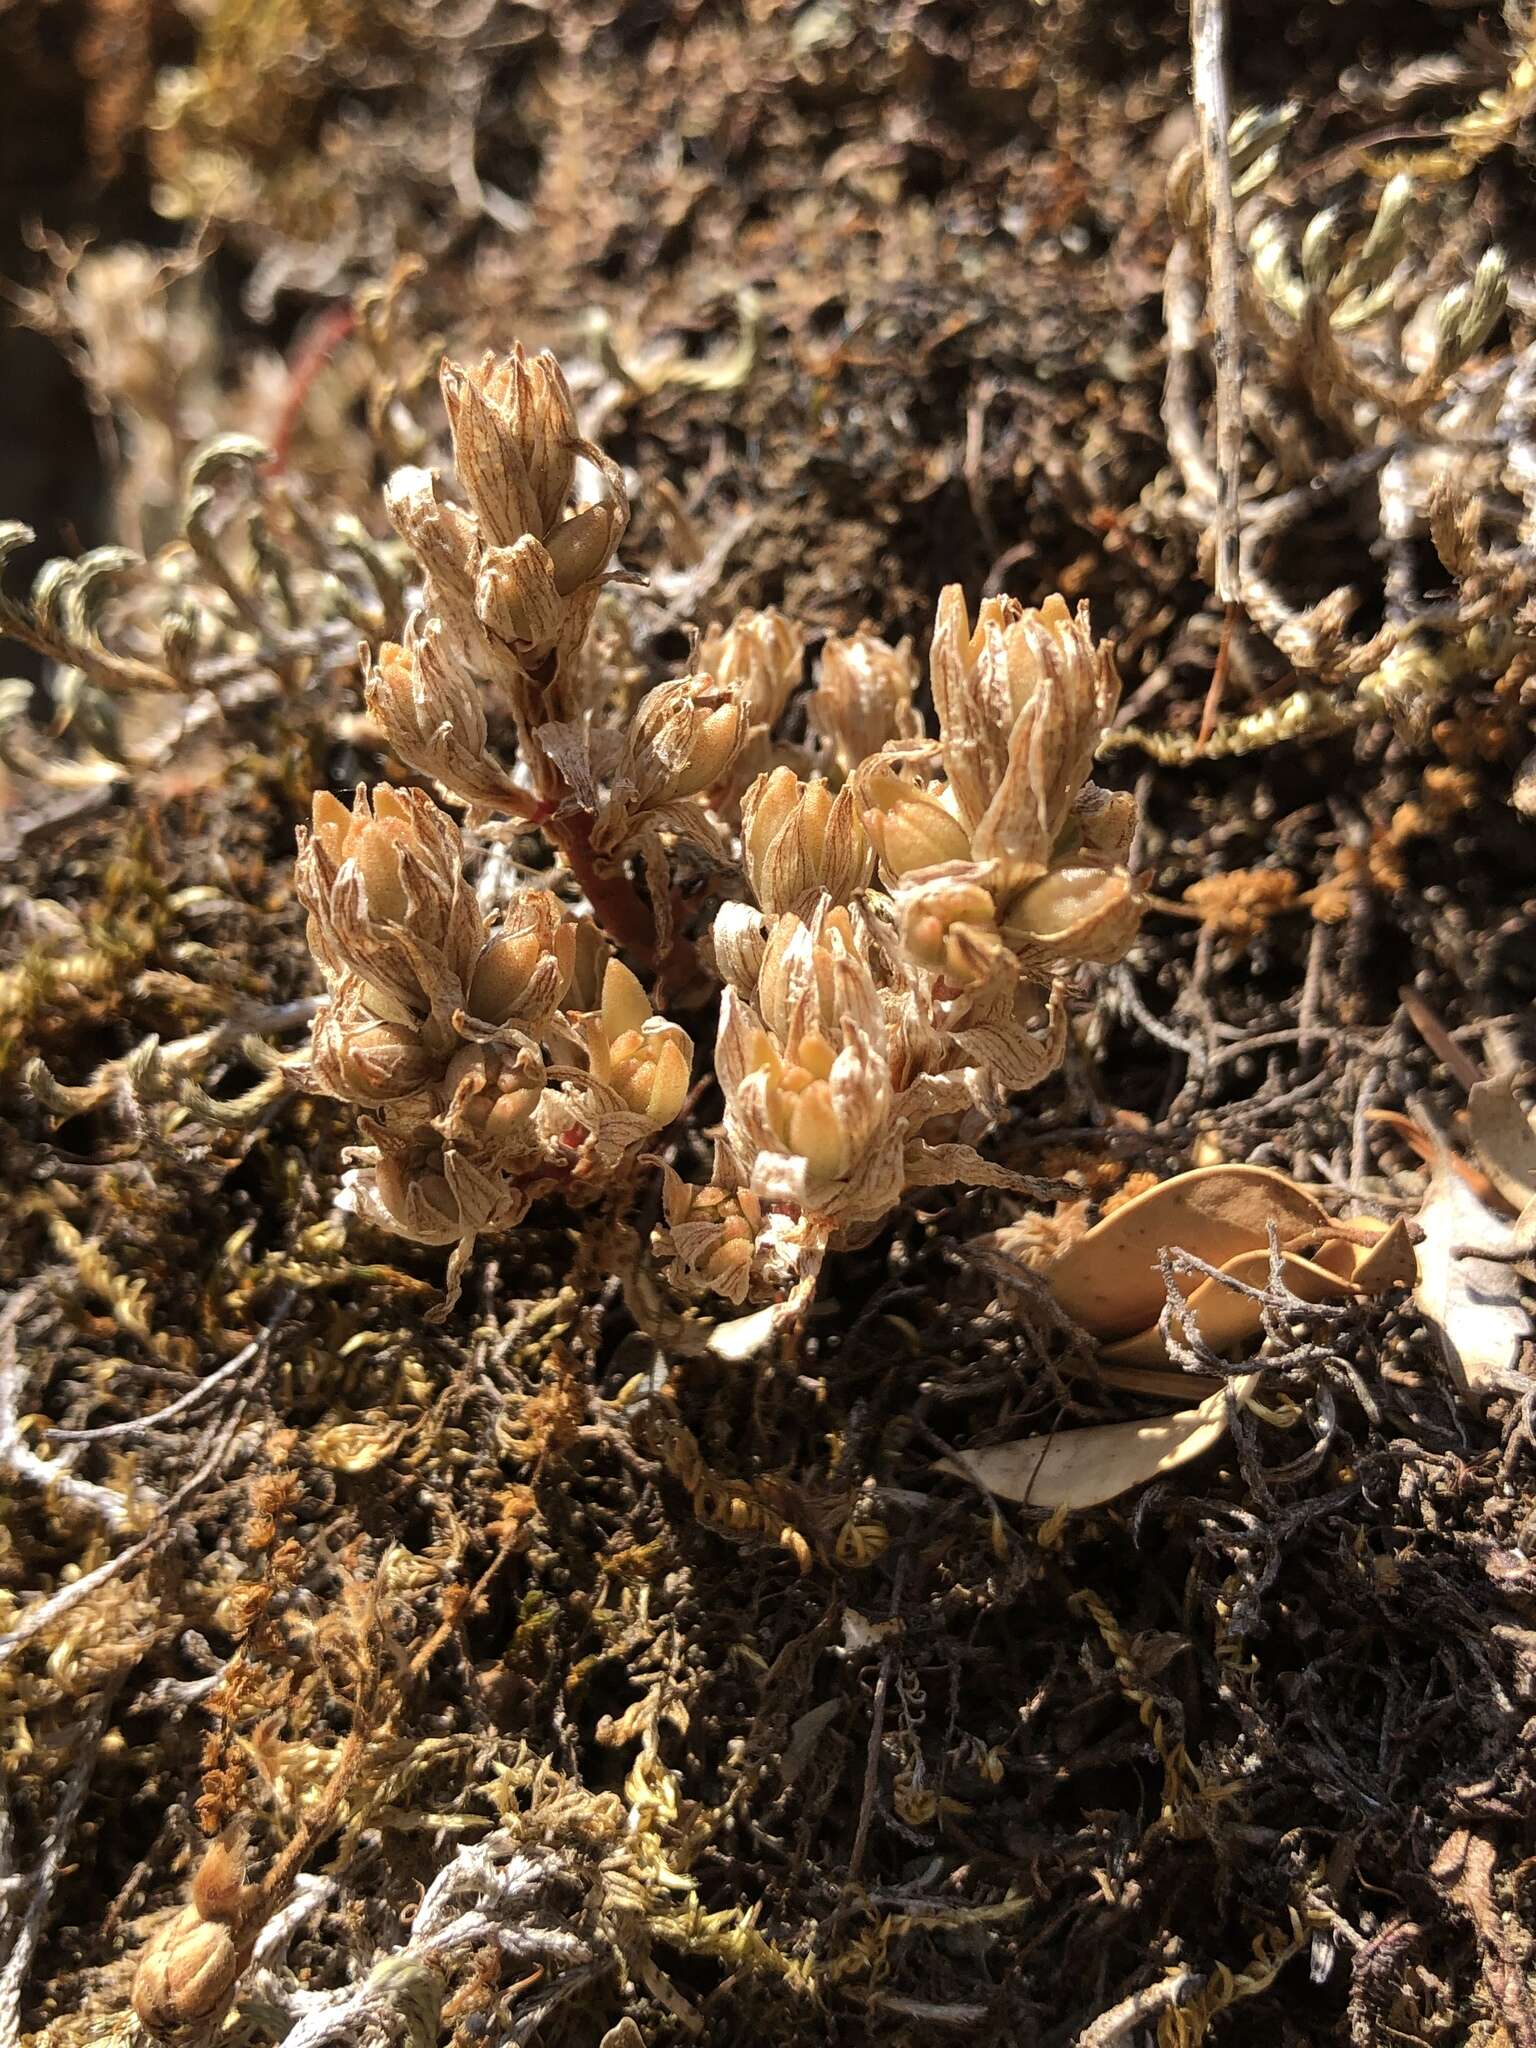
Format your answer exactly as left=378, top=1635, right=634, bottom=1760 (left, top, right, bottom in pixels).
left=1197, top=600, right=1238, bottom=754
left=1351, top=1062, right=1387, bottom=1189
left=1399, top=986, right=1485, bottom=1092
left=1298, top=919, right=1330, bottom=1055
left=1111, top=964, right=1209, bottom=1068
left=0, top=1287, right=142, bottom=1530
left=1074, top=1970, right=1199, bottom=2047
left=0, top=1677, right=122, bottom=2048
left=1191, top=0, right=1243, bottom=608
left=847, top=1553, right=909, bottom=1888
left=0, top=1397, right=252, bottom=1669
left=47, top=1287, right=296, bottom=1445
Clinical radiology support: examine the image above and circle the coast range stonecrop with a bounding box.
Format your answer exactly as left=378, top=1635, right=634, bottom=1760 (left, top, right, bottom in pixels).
left=296, top=340, right=1144, bottom=1316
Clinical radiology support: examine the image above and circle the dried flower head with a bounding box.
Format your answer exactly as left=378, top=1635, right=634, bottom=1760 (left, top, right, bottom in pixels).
left=386, top=344, right=628, bottom=710
left=439, top=346, right=579, bottom=548
left=929, top=585, right=1120, bottom=866
left=717, top=902, right=902, bottom=1228
left=462, top=887, right=575, bottom=1036
left=697, top=606, right=805, bottom=730
left=594, top=671, right=749, bottom=853
left=132, top=1906, right=243, bottom=2045
left=895, top=856, right=1142, bottom=991
left=811, top=626, right=923, bottom=781
left=296, top=784, right=484, bottom=1024
left=298, top=779, right=574, bottom=1132
left=434, top=1042, right=547, bottom=1158
left=574, top=959, right=692, bottom=1128
left=308, top=976, right=441, bottom=1107
left=654, top=1159, right=765, bottom=1306
left=364, top=616, right=525, bottom=810
left=352, top=1124, right=531, bottom=1248
left=741, top=766, right=872, bottom=915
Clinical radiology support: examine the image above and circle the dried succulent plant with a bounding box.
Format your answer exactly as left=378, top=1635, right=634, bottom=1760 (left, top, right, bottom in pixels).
left=286, top=341, right=1145, bottom=1320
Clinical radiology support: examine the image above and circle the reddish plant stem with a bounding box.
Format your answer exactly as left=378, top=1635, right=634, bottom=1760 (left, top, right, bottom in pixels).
left=1196, top=600, right=1237, bottom=755
left=265, top=304, right=357, bottom=477
left=545, top=808, right=696, bottom=989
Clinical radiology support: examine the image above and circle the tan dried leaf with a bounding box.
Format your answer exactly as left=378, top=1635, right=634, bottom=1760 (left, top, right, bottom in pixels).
left=1467, top=1074, right=1536, bottom=1212
left=939, top=1375, right=1259, bottom=1509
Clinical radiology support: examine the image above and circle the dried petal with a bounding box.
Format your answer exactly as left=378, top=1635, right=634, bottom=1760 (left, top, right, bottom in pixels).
left=309, top=982, right=440, bottom=1106
left=383, top=465, right=476, bottom=601
left=465, top=890, right=574, bottom=1030
left=998, top=863, right=1143, bottom=967
left=854, top=761, right=973, bottom=879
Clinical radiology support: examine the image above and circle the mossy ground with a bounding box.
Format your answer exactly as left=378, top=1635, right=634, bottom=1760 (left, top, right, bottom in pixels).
left=1, top=4, right=1534, bottom=2044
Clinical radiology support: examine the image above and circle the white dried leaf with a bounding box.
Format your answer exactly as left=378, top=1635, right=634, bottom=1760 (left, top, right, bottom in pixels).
left=1414, top=1163, right=1532, bottom=1403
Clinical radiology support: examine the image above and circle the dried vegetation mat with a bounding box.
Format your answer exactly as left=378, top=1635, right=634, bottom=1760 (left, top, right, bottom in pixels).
left=1, top=2, right=1536, bottom=2045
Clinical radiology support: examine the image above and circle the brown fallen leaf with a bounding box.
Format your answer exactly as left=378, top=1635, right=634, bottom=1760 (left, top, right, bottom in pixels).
left=949, top=1165, right=1420, bottom=1513
left=939, top=1374, right=1258, bottom=1509
left=1101, top=1245, right=1357, bottom=1368
left=1353, top=1216, right=1418, bottom=1292
left=1035, top=1164, right=1409, bottom=1368
left=1043, top=1165, right=1331, bottom=1341
left=1414, top=1161, right=1532, bottom=1403
left=779, top=1698, right=844, bottom=1788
